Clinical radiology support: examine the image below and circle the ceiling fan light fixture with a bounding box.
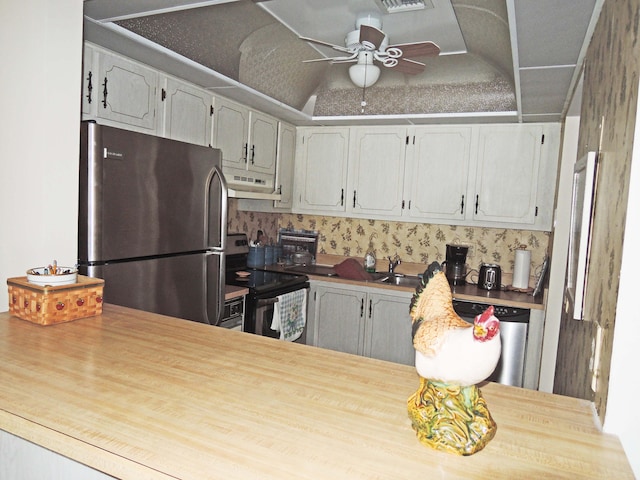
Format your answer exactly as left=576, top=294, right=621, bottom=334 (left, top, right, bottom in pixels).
left=349, top=56, right=381, bottom=88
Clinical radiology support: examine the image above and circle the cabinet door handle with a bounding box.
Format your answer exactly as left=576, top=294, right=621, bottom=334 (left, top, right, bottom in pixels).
left=243, top=143, right=248, bottom=163
left=360, top=298, right=364, bottom=318
left=460, top=194, right=465, bottom=215
left=251, top=145, right=255, bottom=164
left=353, top=190, right=357, bottom=208
left=85, top=71, right=93, bottom=104
left=340, top=188, right=344, bottom=206
left=101, top=77, right=108, bottom=108
left=368, top=299, right=372, bottom=318
left=475, top=194, right=479, bottom=215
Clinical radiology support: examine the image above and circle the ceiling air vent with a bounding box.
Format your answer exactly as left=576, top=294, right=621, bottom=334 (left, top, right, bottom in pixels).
left=375, top=0, right=433, bottom=14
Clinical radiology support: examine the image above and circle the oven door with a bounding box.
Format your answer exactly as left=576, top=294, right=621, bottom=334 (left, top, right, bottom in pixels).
left=251, top=286, right=309, bottom=344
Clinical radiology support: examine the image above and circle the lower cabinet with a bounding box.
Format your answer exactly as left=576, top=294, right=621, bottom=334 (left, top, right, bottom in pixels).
left=307, top=282, right=414, bottom=366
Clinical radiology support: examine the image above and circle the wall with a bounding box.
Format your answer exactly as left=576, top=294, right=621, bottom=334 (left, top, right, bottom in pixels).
left=0, top=0, right=83, bottom=309
left=554, top=0, right=640, bottom=421
left=229, top=200, right=550, bottom=281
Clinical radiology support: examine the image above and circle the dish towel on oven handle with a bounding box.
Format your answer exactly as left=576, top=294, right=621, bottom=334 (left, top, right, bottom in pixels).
left=271, top=289, right=307, bottom=342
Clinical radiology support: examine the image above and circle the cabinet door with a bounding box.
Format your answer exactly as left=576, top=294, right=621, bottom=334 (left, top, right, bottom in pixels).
left=349, top=127, right=406, bottom=216
left=364, top=291, right=414, bottom=365
left=406, top=127, right=472, bottom=220
left=96, top=51, right=158, bottom=131
left=81, top=44, right=95, bottom=116
left=213, top=97, right=249, bottom=170
left=472, top=125, right=543, bottom=225
left=160, top=77, right=213, bottom=146
left=274, top=122, right=296, bottom=210
left=295, top=128, right=350, bottom=212
left=248, top=111, right=277, bottom=175
left=312, top=285, right=365, bottom=355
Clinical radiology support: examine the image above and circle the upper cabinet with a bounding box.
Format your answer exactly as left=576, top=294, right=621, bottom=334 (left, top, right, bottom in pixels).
left=158, top=76, right=213, bottom=147
left=294, top=127, right=350, bottom=212
left=348, top=127, right=407, bottom=217
left=87, top=48, right=158, bottom=132
left=471, top=125, right=543, bottom=225
left=292, top=123, right=560, bottom=231
left=405, top=127, right=473, bottom=221
left=213, top=96, right=278, bottom=192
left=273, top=122, right=296, bottom=210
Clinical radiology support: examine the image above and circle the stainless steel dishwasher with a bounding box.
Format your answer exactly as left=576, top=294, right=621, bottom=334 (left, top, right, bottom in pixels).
left=452, top=300, right=529, bottom=387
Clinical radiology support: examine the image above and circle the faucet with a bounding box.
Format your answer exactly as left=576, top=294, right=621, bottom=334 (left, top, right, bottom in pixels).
left=388, top=255, right=401, bottom=273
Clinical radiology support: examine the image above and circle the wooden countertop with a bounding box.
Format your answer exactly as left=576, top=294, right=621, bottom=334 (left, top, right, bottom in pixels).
left=0, top=305, right=631, bottom=479
left=225, top=284, right=248, bottom=300
left=265, top=259, right=543, bottom=310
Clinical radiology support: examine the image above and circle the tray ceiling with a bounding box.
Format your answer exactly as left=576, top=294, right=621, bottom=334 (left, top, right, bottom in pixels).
left=83, top=0, right=602, bottom=124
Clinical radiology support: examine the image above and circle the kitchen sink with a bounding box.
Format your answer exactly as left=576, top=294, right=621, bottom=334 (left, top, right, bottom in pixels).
left=375, top=273, right=422, bottom=289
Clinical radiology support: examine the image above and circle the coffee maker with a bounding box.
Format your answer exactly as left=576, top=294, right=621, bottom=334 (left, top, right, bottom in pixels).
left=444, top=244, right=469, bottom=285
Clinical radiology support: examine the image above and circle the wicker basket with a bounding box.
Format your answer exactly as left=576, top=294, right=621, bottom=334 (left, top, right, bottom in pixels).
left=7, top=275, right=104, bottom=325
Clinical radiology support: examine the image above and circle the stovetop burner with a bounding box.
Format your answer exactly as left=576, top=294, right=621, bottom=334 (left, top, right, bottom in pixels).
left=226, top=233, right=309, bottom=295
left=227, top=269, right=308, bottom=293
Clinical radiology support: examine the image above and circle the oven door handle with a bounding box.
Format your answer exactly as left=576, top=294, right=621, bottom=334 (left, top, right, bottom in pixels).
left=256, top=297, right=279, bottom=308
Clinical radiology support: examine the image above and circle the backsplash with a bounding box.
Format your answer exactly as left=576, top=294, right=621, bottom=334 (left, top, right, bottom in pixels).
left=228, top=200, right=550, bottom=278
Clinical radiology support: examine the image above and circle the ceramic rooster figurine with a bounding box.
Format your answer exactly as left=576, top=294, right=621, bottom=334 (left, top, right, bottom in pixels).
left=407, top=261, right=501, bottom=455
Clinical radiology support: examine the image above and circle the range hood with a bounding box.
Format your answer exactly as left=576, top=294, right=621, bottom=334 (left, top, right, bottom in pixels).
left=224, top=169, right=282, bottom=200
left=227, top=187, right=282, bottom=201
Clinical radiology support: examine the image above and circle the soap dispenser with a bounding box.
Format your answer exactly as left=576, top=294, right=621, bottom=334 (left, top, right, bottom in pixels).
left=364, top=236, right=377, bottom=273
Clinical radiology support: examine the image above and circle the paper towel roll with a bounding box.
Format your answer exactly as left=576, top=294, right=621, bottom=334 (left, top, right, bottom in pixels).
left=512, top=247, right=531, bottom=289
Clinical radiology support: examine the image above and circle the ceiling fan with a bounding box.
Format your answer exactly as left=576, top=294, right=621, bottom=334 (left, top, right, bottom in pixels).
left=300, top=14, right=440, bottom=88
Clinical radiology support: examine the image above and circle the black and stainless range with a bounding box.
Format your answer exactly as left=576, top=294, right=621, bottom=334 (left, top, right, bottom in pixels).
left=225, top=233, right=310, bottom=342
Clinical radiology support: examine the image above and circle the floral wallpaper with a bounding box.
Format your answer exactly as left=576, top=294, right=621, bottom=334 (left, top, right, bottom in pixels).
left=554, top=0, right=640, bottom=421
left=228, top=200, right=549, bottom=277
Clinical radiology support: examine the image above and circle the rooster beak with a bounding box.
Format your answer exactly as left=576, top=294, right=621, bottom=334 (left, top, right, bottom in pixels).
left=474, top=324, right=486, bottom=338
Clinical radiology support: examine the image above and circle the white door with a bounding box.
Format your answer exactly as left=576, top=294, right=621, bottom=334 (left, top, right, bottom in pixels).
left=96, top=51, right=158, bottom=131
left=472, top=125, right=543, bottom=225
left=406, top=127, right=473, bottom=220
left=274, top=122, right=296, bottom=210
left=213, top=97, right=249, bottom=170
left=295, top=128, right=350, bottom=212
left=161, top=77, right=213, bottom=146
left=248, top=111, right=277, bottom=175
left=349, top=127, right=407, bottom=217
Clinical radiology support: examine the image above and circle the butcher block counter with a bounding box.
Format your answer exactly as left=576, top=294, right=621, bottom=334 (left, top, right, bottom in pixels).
left=0, top=305, right=632, bottom=479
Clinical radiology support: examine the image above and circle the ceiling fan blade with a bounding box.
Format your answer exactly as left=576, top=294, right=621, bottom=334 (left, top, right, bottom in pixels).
left=299, top=36, right=352, bottom=54
left=303, top=53, right=358, bottom=64
left=359, top=24, right=386, bottom=50
left=389, top=58, right=426, bottom=75
left=387, top=41, right=440, bottom=58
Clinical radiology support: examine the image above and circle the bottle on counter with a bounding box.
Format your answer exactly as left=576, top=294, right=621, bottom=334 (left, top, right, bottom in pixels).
left=364, top=240, right=376, bottom=273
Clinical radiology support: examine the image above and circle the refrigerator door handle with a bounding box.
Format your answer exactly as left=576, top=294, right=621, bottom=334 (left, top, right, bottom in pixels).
left=211, top=165, right=228, bottom=251
left=207, top=165, right=228, bottom=325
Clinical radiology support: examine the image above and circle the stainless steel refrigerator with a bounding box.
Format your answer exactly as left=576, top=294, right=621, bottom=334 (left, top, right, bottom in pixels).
left=78, top=121, right=228, bottom=324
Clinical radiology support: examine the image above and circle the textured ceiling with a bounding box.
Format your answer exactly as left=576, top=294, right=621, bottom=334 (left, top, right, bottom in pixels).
left=84, top=0, right=602, bottom=123
left=115, top=0, right=515, bottom=117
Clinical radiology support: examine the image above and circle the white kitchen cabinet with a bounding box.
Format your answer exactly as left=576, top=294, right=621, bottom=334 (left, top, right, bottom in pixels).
left=273, top=121, right=296, bottom=210
left=294, top=127, right=350, bottom=213
left=307, top=281, right=414, bottom=365
left=81, top=44, right=95, bottom=116
left=405, top=126, right=473, bottom=220
left=348, top=127, right=407, bottom=217
left=470, top=125, right=544, bottom=225
left=364, top=289, right=414, bottom=365
left=93, top=50, right=158, bottom=132
left=310, top=283, right=365, bottom=355
left=291, top=123, right=559, bottom=230
left=213, top=96, right=278, bottom=191
left=159, top=76, right=213, bottom=147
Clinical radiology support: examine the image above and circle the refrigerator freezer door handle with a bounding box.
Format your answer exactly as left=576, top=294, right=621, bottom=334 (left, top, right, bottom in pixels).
left=212, top=165, right=228, bottom=251
left=208, top=165, right=228, bottom=325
